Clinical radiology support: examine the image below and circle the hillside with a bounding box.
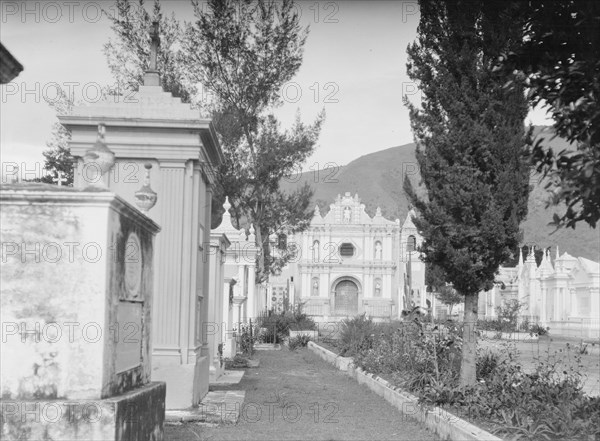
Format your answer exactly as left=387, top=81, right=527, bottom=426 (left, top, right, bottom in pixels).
left=281, top=128, right=599, bottom=262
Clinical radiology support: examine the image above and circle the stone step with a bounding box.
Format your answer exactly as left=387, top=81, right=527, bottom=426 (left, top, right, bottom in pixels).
left=165, top=390, right=246, bottom=425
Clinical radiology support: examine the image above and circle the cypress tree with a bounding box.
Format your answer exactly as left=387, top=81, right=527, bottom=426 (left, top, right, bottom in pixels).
left=404, top=0, right=530, bottom=386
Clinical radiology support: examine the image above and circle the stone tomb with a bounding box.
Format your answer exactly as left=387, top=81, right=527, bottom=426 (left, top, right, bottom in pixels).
left=0, top=184, right=164, bottom=440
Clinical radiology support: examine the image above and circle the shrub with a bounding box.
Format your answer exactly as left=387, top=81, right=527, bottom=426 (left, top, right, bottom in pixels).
left=354, top=320, right=463, bottom=392
left=530, top=323, right=550, bottom=336
left=338, top=313, right=377, bottom=356
left=495, top=299, right=526, bottom=333
left=478, top=318, right=505, bottom=333
left=288, top=304, right=316, bottom=331
left=288, top=334, right=311, bottom=350
left=238, top=324, right=255, bottom=355
left=257, top=312, right=294, bottom=343
left=257, top=305, right=316, bottom=343
left=224, top=354, right=249, bottom=369
left=476, top=350, right=500, bottom=381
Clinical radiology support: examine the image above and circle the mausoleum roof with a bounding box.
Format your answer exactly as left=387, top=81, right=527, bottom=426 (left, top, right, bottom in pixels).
left=578, top=257, right=600, bottom=275
left=213, top=196, right=240, bottom=240
left=402, top=209, right=418, bottom=231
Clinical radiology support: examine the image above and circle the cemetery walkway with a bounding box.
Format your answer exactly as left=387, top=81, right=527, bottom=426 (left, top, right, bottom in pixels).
left=166, top=347, right=437, bottom=440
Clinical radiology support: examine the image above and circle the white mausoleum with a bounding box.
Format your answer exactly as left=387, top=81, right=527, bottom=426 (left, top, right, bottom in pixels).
left=478, top=246, right=600, bottom=338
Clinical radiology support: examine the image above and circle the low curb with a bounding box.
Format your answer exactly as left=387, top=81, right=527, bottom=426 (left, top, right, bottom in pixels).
left=253, top=343, right=282, bottom=351
left=307, top=341, right=502, bottom=441
left=308, top=340, right=354, bottom=371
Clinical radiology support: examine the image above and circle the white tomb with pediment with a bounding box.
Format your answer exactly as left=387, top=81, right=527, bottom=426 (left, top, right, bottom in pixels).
left=59, top=67, right=223, bottom=409
left=211, top=197, right=261, bottom=357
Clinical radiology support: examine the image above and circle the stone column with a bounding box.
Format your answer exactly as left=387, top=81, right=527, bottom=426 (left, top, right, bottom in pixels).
left=247, top=264, right=256, bottom=319
left=591, top=288, right=600, bottom=320
left=238, top=265, right=246, bottom=321
left=208, top=231, right=229, bottom=378
left=540, top=284, right=547, bottom=324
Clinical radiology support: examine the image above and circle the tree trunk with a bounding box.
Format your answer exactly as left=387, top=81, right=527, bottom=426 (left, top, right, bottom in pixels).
left=459, top=293, right=478, bottom=387
left=254, top=221, right=264, bottom=279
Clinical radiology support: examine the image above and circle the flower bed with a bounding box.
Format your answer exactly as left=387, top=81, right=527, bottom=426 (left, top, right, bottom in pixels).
left=337, top=315, right=600, bottom=440
left=478, top=330, right=539, bottom=341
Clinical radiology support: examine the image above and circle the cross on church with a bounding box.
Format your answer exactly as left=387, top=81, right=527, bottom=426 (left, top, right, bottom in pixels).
left=149, top=20, right=160, bottom=71
left=53, top=171, right=67, bottom=186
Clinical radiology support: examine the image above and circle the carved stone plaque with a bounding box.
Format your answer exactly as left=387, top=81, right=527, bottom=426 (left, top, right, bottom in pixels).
left=124, top=232, right=142, bottom=300
left=115, top=301, right=143, bottom=373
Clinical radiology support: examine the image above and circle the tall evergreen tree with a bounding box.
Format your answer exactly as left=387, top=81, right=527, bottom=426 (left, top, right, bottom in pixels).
left=30, top=91, right=75, bottom=185
left=404, top=0, right=530, bottom=386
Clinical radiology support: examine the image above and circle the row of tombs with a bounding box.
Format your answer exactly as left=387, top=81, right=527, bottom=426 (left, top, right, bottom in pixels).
left=0, top=64, right=264, bottom=440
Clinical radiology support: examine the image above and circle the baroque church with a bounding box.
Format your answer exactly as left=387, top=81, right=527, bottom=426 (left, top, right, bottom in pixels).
left=274, top=192, right=427, bottom=321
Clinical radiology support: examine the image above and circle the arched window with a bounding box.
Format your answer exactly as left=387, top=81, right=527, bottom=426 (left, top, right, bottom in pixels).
left=312, top=240, right=320, bottom=262
left=407, top=235, right=416, bottom=253
left=374, top=241, right=382, bottom=260
left=278, top=233, right=287, bottom=250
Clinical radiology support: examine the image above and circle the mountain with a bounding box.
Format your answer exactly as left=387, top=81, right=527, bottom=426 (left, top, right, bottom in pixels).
left=281, top=127, right=599, bottom=262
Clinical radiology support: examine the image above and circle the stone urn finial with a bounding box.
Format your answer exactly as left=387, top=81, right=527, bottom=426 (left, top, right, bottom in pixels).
left=134, top=163, right=158, bottom=213
left=223, top=196, right=231, bottom=213
left=82, top=123, right=115, bottom=188
left=248, top=224, right=256, bottom=243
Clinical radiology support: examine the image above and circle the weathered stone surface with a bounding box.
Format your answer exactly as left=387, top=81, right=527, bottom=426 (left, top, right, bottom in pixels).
left=1, top=186, right=159, bottom=401
left=0, top=381, right=166, bottom=441
left=0, top=185, right=165, bottom=440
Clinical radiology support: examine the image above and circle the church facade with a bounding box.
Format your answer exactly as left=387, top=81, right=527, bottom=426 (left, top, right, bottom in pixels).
left=286, top=192, right=426, bottom=321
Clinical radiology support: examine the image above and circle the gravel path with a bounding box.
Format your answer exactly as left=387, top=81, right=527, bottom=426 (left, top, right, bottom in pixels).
left=166, top=348, right=437, bottom=440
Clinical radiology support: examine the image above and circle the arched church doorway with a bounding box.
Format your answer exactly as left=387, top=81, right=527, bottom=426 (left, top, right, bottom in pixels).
left=334, top=280, right=358, bottom=316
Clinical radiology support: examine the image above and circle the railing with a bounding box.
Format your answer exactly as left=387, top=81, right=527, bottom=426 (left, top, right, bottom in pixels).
left=548, top=317, right=600, bottom=339
left=478, top=314, right=539, bottom=330
left=364, top=303, right=393, bottom=318
left=234, top=319, right=257, bottom=356
left=304, top=301, right=328, bottom=317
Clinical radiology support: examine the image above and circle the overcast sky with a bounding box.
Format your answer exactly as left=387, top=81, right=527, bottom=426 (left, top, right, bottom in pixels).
left=1, top=0, right=552, bottom=178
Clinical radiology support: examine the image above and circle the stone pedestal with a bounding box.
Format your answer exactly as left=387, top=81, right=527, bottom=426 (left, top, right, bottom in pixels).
left=0, top=184, right=163, bottom=440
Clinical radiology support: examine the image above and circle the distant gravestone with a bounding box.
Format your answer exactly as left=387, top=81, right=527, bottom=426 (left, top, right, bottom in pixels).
left=0, top=183, right=164, bottom=441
